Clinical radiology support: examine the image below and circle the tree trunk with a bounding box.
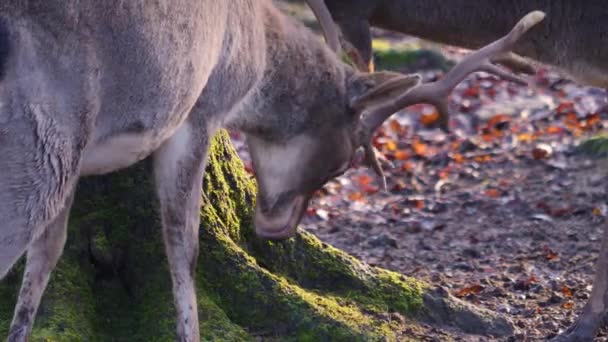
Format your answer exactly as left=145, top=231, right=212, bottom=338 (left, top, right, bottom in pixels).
left=0, top=131, right=513, bottom=341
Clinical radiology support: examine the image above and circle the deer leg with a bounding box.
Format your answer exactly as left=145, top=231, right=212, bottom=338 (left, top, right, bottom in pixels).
left=7, top=192, right=75, bottom=342
left=153, top=122, right=210, bottom=342
left=552, top=220, right=608, bottom=342
left=0, top=232, right=31, bottom=280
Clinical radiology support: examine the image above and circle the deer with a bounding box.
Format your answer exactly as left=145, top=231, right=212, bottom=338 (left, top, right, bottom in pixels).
left=0, top=1, right=543, bottom=341
left=317, top=1, right=608, bottom=341
left=322, top=0, right=608, bottom=89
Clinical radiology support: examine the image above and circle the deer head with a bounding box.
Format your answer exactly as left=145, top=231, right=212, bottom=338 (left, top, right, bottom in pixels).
left=253, top=10, right=545, bottom=240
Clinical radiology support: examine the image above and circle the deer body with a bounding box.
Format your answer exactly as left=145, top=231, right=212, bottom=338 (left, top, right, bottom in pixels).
left=0, top=1, right=353, bottom=340
left=326, top=0, right=608, bottom=87
left=0, top=1, right=546, bottom=340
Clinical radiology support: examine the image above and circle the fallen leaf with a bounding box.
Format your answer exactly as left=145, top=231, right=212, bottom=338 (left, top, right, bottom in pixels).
left=532, top=143, right=553, bottom=160
left=544, top=246, right=559, bottom=261
left=562, top=301, right=574, bottom=310
left=545, top=126, right=564, bottom=135
left=420, top=111, right=440, bottom=127
left=455, top=284, right=484, bottom=297
left=484, top=189, right=501, bottom=198
left=561, top=286, right=572, bottom=298
left=394, top=150, right=410, bottom=161
left=348, top=192, right=364, bottom=201
left=412, top=140, right=428, bottom=157
left=452, top=153, right=464, bottom=163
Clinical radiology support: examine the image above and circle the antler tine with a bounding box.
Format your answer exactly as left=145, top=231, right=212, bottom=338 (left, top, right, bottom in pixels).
left=306, top=0, right=341, bottom=53
left=361, top=10, right=546, bottom=132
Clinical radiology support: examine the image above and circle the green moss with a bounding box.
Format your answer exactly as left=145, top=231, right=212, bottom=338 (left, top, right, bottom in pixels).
left=248, top=232, right=425, bottom=317
left=374, top=47, right=454, bottom=73
left=29, top=250, right=96, bottom=341
left=577, top=134, right=608, bottom=158
left=0, top=262, right=23, bottom=337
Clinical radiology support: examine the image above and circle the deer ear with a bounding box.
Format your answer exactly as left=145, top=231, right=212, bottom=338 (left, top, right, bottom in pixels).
left=348, top=72, right=422, bottom=112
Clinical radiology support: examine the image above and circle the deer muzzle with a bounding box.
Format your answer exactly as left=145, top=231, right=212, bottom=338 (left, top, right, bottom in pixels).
left=254, top=193, right=309, bottom=240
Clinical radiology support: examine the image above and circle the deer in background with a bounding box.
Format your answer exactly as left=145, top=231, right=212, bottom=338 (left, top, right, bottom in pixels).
left=317, top=1, right=608, bottom=340
left=0, top=1, right=541, bottom=341
left=322, top=0, right=608, bottom=89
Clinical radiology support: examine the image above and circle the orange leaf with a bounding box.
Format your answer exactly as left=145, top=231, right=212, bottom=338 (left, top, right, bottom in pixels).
left=355, top=174, right=373, bottom=186
left=545, top=126, right=564, bottom=135
left=464, top=85, right=480, bottom=98
left=486, top=114, right=511, bottom=128
left=453, top=153, right=464, bottom=163
left=361, top=184, right=380, bottom=194
left=482, top=133, right=495, bottom=142
left=586, top=113, right=601, bottom=128
left=561, top=286, right=573, bottom=298
left=389, top=119, right=403, bottom=134
left=405, top=198, right=425, bottom=210
left=475, top=155, right=492, bottom=163
left=348, top=192, right=364, bottom=201
left=545, top=247, right=559, bottom=261
left=562, top=301, right=574, bottom=310
left=517, top=133, right=535, bottom=142
left=455, top=284, right=484, bottom=297
left=563, top=112, right=580, bottom=129
left=484, top=189, right=501, bottom=198
left=413, top=199, right=424, bottom=210
left=394, top=150, right=410, bottom=161
left=384, top=139, right=398, bottom=152
left=401, top=161, right=415, bottom=172
left=439, top=167, right=451, bottom=180
left=420, top=111, right=440, bottom=127
left=412, top=140, right=428, bottom=157
left=556, top=101, right=574, bottom=114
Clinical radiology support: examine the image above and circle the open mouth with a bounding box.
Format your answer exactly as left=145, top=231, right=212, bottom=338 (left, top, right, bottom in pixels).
left=254, top=195, right=307, bottom=240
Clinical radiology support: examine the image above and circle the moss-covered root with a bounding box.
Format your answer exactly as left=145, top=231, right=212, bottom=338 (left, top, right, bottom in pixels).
left=204, top=132, right=513, bottom=339
left=0, top=258, right=96, bottom=341
left=577, top=134, right=608, bottom=158
left=247, top=231, right=513, bottom=338
left=200, top=228, right=405, bottom=341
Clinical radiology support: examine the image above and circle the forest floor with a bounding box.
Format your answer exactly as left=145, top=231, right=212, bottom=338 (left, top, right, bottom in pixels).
left=232, top=2, right=608, bottom=340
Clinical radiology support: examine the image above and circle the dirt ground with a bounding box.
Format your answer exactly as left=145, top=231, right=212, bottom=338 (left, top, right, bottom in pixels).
left=233, top=3, right=608, bottom=340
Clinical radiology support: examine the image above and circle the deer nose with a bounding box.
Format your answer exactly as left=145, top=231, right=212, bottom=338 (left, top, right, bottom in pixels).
left=254, top=194, right=307, bottom=240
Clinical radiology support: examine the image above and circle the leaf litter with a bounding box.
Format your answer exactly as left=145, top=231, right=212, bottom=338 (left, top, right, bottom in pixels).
left=228, top=18, right=608, bottom=341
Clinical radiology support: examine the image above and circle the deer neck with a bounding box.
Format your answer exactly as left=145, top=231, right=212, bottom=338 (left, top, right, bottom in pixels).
left=229, top=4, right=352, bottom=142
left=371, top=0, right=600, bottom=76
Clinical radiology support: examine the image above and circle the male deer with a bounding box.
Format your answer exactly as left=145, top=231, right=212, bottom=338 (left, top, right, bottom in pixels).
left=319, top=1, right=608, bottom=340
left=0, top=1, right=541, bottom=341
left=323, top=0, right=608, bottom=88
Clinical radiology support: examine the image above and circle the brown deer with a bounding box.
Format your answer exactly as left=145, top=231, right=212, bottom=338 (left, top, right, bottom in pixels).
left=323, top=0, right=608, bottom=89
left=0, top=1, right=541, bottom=341
left=319, top=1, right=607, bottom=340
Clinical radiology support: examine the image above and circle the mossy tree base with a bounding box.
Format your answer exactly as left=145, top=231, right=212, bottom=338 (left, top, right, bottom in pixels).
left=0, top=131, right=512, bottom=341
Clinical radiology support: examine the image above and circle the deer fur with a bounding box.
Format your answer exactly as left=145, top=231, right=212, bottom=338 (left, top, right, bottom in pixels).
left=324, top=0, right=608, bottom=87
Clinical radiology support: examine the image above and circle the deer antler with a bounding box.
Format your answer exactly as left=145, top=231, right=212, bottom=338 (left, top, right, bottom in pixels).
left=354, top=10, right=546, bottom=189
left=305, top=0, right=341, bottom=53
